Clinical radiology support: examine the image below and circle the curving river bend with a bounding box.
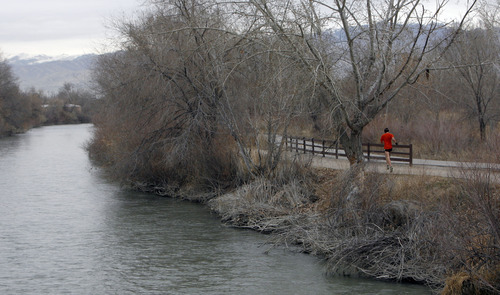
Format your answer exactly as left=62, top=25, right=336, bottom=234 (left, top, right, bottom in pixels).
left=0, top=124, right=430, bottom=294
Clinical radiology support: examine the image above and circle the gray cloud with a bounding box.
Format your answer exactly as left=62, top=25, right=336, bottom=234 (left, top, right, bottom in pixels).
left=1, top=0, right=142, bottom=56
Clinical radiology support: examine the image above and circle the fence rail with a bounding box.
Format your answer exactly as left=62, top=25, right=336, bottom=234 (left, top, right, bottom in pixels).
left=284, top=135, right=413, bottom=165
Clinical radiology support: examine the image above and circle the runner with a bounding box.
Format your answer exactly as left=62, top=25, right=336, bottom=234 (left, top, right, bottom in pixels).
left=380, top=128, right=397, bottom=172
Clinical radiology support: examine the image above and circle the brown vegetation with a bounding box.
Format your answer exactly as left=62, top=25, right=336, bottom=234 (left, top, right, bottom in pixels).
left=0, top=57, right=44, bottom=136
left=0, top=53, right=97, bottom=136
left=209, top=160, right=499, bottom=293
left=83, top=0, right=500, bottom=294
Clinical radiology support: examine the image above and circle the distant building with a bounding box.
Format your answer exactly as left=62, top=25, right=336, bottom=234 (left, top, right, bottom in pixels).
left=63, top=104, right=82, bottom=113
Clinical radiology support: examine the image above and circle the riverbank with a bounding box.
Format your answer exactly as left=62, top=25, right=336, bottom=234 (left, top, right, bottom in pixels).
left=7, top=124, right=400, bottom=294
left=94, top=141, right=499, bottom=294
left=178, top=161, right=499, bottom=294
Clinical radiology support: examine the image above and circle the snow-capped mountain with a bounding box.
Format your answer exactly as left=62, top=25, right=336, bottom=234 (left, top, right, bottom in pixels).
left=7, top=54, right=97, bottom=94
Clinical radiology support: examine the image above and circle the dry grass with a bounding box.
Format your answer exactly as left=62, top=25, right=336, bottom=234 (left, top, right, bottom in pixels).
left=209, top=160, right=500, bottom=289
left=208, top=157, right=317, bottom=232
left=312, top=168, right=459, bottom=213
left=442, top=269, right=500, bottom=295
left=263, top=166, right=500, bottom=292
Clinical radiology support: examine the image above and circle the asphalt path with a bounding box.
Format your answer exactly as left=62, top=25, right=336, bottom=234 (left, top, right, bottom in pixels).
left=288, top=152, right=500, bottom=181
left=279, top=135, right=499, bottom=181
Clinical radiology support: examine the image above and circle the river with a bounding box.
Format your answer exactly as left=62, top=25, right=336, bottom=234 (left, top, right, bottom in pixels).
left=0, top=124, right=431, bottom=294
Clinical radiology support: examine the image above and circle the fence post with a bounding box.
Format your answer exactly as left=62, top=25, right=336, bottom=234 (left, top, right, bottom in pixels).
left=335, top=140, right=339, bottom=159
left=311, top=138, right=315, bottom=155
left=322, top=140, right=325, bottom=157
left=409, top=144, right=413, bottom=166
left=303, top=137, right=306, bottom=154
left=367, top=143, right=370, bottom=161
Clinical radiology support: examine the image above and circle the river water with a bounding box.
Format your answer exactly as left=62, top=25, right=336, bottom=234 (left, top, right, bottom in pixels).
left=0, top=124, right=431, bottom=294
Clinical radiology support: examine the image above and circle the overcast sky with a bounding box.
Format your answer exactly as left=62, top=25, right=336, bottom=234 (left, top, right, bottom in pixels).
left=0, top=0, right=146, bottom=57
left=0, top=0, right=480, bottom=58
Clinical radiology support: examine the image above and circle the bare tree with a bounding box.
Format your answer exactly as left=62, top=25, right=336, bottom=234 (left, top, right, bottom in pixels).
left=89, top=0, right=311, bottom=194
left=91, top=3, right=235, bottom=188
left=444, top=9, right=500, bottom=141
left=246, top=0, right=477, bottom=165
left=0, top=54, right=29, bottom=135
left=479, top=0, right=500, bottom=28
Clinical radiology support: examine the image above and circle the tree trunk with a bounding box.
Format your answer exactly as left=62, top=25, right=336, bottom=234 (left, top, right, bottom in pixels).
left=476, top=93, right=487, bottom=142
left=338, top=128, right=366, bottom=204
left=339, top=128, right=364, bottom=166
left=479, top=116, right=486, bottom=141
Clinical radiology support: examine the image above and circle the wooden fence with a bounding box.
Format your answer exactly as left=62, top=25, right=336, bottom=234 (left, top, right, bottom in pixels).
left=284, top=135, right=413, bottom=165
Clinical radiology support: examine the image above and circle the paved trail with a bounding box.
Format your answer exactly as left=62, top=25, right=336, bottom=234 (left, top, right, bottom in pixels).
left=290, top=152, right=500, bottom=181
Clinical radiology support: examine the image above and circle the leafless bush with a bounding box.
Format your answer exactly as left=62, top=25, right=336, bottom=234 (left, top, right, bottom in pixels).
left=258, top=161, right=499, bottom=290
left=208, top=157, right=316, bottom=232
left=313, top=170, right=449, bottom=285
left=261, top=169, right=498, bottom=292
left=364, top=110, right=475, bottom=160
left=440, top=163, right=500, bottom=294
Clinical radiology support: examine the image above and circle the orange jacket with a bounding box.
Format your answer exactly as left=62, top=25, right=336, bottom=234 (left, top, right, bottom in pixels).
left=381, top=133, right=394, bottom=150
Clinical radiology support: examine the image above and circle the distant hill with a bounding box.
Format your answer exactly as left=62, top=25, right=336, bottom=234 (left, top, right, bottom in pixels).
left=7, top=54, right=97, bottom=94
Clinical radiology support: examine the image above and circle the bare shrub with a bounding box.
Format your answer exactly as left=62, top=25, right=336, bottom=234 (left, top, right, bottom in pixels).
left=315, top=170, right=448, bottom=284
left=440, top=164, right=500, bottom=294
left=363, top=100, right=500, bottom=163
left=486, top=130, right=500, bottom=164
left=208, top=157, right=316, bottom=232
left=365, top=109, right=474, bottom=160
left=208, top=153, right=498, bottom=289
left=266, top=169, right=484, bottom=289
